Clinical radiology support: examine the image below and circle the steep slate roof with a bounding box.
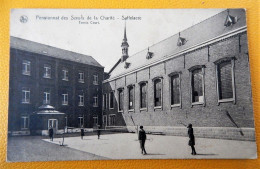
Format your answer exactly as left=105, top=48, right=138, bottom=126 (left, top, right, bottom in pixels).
left=109, top=9, right=246, bottom=79
left=10, top=36, right=103, bottom=68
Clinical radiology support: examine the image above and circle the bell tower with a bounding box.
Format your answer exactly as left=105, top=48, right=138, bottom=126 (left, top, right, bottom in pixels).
left=121, top=22, right=129, bottom=62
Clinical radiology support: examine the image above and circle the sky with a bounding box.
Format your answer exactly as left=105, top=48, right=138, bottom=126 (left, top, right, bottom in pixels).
left=10, top=9, right=225, bottom=72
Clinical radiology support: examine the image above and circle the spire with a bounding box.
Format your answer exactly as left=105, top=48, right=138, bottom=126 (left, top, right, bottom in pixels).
left=123, top=21, right=127, bottom=41
left=121, top=21, right=129, bottom=62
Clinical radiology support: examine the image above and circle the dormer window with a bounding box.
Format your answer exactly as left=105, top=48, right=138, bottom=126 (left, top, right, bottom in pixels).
left=146, top=48, right=153, bottom=59
left=177, top=32, right=186, bottom=46
left=224, top=9, right=237, bottom=27
left=124, top=62, right=130, bottom=69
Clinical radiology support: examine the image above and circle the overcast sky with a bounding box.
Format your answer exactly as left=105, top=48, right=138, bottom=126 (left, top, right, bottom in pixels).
left=11, top=9, right=225, bottom=72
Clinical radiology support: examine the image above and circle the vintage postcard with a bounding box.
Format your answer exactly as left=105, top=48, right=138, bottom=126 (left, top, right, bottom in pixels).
left=7, top=8, right=257, bottom=161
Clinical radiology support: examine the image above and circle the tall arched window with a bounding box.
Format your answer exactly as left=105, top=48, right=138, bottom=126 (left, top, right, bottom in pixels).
left=128, top=85, right=134, bottom=110
left=188, top=65, right=205, bottom=106
left=153, top=77, right=163, bottom=108
left=139, top=82, right=147, bottom=109
left=214, top=57, right=236, bottom=104
left=118, top=88, right=124, bottom=112
left=169, top=72, right=181, bottom=107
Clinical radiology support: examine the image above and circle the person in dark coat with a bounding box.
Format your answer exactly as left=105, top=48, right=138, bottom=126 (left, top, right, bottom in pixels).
left=97, top=125, right=101, bottom=139
left=187, top=123, right=196, bottom=155
left=80, top=126, right=84, bottom=140
left=49, top=126, right=53, bottom=141
left=138, top=126, right=147, bottom=155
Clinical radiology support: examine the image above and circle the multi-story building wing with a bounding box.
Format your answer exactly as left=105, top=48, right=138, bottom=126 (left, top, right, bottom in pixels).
left=9, top=37, right=104, bottom=135
left=102, top=9, right=255, bottom=140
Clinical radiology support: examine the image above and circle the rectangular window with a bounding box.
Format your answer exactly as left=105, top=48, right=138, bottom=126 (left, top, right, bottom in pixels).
left=93, top=75, right=98, bottom=85
left=62, top=68, right=68, bottom=81
left=62, top=93, right=68, bottom=105
left=22, top=87, right=30, bottom=103
left=78, top=94, right=84, bottom=106
left=93, top=95, right=98, bottom=107
left=170, top=74, right=180, bottom=106
left=109, top=91, right=114, bottom=109
left=109, top=114, right=116, bottom=126
left=154, top=79, right=162, bottom=107
left=191, top=69, right=204, bottom=103
left=218, top=61, right=233, bottom=99
left=78, top=72, right=84, bottom=83
left=103, top=94, right=107, bottom=110
left=103, top=115, right=107, bottom=127
left=43, top=64, right=51, bottom=78
left=128, top=86, right=134, bottom=110
left=140, top=83, right=147, bottom=109
left=43, top=89, right=50, bottom=105
left=78, top=117, right=83, bottom=127
left=93, top=116, right=98, bottom=126
left=22, top=60, right=31, bottom=76
left=21, top=116, right=29, bottom=129
left=118, top=89, right=124, bottom=112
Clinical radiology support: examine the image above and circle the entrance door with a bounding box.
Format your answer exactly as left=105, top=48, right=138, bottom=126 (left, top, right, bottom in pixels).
left=48, top=119, right=58, bottom=133
left=103, top=115, right=107, bottom=128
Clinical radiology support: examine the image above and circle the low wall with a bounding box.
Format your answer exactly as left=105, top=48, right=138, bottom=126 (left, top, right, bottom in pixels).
left=126, top=126, right=256, bottom=141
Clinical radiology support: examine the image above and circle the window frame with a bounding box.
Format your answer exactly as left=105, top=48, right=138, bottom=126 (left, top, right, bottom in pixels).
left=214, top=57, right=236, bottom=105
left=43, top=64, right=51, bottom=79
left=78, top=71, right=84, bottom=83
left=127, top=84, right=135, bottom=112
left=62, top=68, right=69, bottom=81
left=22, top=87, right=30, bottom=104
left=93, top=74, right=98, bottom=85
left=93, top=116, right=98, bottom=126
left=168, top=72, right=182, bottom=108
left=109, top=114, right=116, bottom=126
left=78, top=116, right=84, bottom=127
left=21, top=116, right=29, bottom=130
left=117, top=88, right=124, bottom=113
left=139, top=81, right=148, bottom=111
left=93, top=95, right=98, bottom=107
left=109, top=91, right=114, bottom=109
left=22, top=60, right=31, bottom=76
left=43, top=89, right=51, bottom=105
left=188, top=65, right=206, bottom=107
left=62, top=93, right=68, bottom=106
left=78, top=93, right=84, bottom=106
left=152, top=77, right=163, bottom=110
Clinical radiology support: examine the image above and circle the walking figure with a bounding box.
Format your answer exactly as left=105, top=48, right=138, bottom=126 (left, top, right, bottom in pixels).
left=187, top=123, right=196, bottom=155
left=97, top=125, right=101, bottom=139
left=80, top=126, right=84, bottom=140
left=138, top=126, right=147, bottom=155
left=49, top=126, right=53, bottom=141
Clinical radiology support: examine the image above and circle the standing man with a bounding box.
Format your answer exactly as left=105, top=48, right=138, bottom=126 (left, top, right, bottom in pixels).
left=80, top=125, right=84, bottom=140
left=97, top=125, right=101, bottom=139
left=138, top=126, right=147, bottom=155
left=187, top=123, right=196, bottom=155
left=49, top=126, right=53, bottom=141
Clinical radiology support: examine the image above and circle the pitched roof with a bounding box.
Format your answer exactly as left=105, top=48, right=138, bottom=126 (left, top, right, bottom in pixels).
left=109, top=9, right=246, bottom=79
left=10, top=36, right=103, bottom=68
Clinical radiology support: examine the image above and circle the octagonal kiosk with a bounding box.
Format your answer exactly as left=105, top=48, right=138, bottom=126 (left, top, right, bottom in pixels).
left=30, top=105, right=66, bottom=136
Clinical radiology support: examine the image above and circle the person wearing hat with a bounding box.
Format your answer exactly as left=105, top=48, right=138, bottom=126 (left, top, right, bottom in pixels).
left=138, top=126, right=147, bottom=155
left=187, top=123, right=196, bottom=155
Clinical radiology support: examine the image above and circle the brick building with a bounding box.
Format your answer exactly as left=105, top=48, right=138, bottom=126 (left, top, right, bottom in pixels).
left=9, top=37, right=104, bottom=135
left=102, top=9, right=255, bottom=140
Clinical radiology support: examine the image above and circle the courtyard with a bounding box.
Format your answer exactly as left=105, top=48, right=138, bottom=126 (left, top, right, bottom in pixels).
left=7, top=132, right=257, bottom=162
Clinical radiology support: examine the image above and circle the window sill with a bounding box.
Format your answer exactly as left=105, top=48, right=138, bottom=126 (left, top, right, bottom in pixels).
left=109, top=107, right=114, bottom=110
left=191, top=102, right=204, bottom=106
left=140, top=108, right=147, bottom=111
left=43, top=76, right=51, bottom=79
left=154, top=106, right=162, bottom=110
left=118, top=110, right=123, bottom=113
left=62, top=104, right=68, bottom=106
left=218, top=98, right=235, bottom=104
left=128, top=109, right=134, bottom=112
left=22, top=73, right=31, bottom=76
left=78, top=81, right=85, bottom=83
left=21, top=102, right=30, bottom=104
left=62, top=79, right=69, bottom=81
left=171, top=104, right=181, bottom=108
left=78, top=105, right=84, bottom=107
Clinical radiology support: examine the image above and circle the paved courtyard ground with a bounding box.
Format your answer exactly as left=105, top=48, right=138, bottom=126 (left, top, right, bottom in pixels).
left=43, top=133, right=257, bottom=160
left=8, top=133, right=257, bottom=162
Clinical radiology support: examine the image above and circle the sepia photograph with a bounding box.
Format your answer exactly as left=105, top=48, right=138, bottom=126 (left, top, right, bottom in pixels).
left=7, top=8, right=257, bottom=161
